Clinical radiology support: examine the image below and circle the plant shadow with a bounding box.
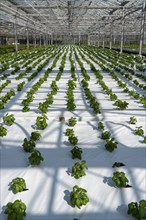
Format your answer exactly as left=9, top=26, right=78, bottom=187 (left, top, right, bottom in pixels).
left=63, top=190, right=72, bottom=207
left=103, top=176, right=116, bottom=187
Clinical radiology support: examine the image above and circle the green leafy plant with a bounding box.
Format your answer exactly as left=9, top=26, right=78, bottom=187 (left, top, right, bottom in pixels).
left=113, top=99, right=129, bottom=110
left=112, top=171, right=129, bottom=188
left=134, top=126, right=144, bottom=136
left=98, top=121, right=104, bottom=130
left=3, top=113, right=15, bottom=126
left=68, top=135, right=78, bottom=145
left=128, top=116, right=137, bottom=124
left=101, top=131, right=111, bottom=140
left=36, top=114, right=48, bottom=130
left=17, top=81, right=25, bottom=91
left=143, top=136, right=146, bottom=143
left=71, top=160, right=88, bottom=179
left=65, top=128, right=75, bottom=136
left=46, top=94, right=54, bottom=105
left=28, top=150, right=44, bottom=165
left=38, top=102, right=48, bottom=113
left=68, top=117, right=77, bottom=127
left=22, top=138, right=36, bottom=152
left=0, top=125, right=7, bottom=137
left=112, top=162, right=125, bottom=168
left=10, top=177, right=27, bottom=193
left=105, top=138, right=118, bottom=152
left=5, top=199, right=26, bottom=220
left=22, top=106, right=30, bottom=112
left=0, top=101, right=4, bottom=109
left=70, top=146, right=83, bottom=160
left=67, top=99, right=76, bottom=111
left=30, top=131, right=41, bottom=141
left=127, top=199, right=146, bottom=220
left=70, top=185, right=89, bottom=209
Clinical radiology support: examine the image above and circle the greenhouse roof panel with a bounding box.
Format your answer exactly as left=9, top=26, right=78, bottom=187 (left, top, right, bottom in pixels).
left=0, top=0, right=144, bottom=36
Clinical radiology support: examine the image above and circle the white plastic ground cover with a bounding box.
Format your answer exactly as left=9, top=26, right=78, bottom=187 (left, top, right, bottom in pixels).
left=0, top=48, right=146, bottom=220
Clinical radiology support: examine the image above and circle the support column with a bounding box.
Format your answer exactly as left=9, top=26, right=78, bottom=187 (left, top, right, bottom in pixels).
left=120, top=8, right=125, bottom=53
left=26, top=27, right=29, bottom=49
left=98, top=28, right=100, bottom=47
left=34, top=29, right=36, bottom=47
left=103, top=33, right=105, bottom=49
left=44, top=34, right=46, bottom=46
left=51, top=34, right=53, bottom=45
left=88, top=34, right=90, bottom=45
left=139, top=1, right=146, bottom=56
left=48, top=35, right=50, bottom=45
left=40, top=34, right=41, bottom=46
left=79, top=32, right=81, bottom=45
left=110, top=19, right=113, bottom=50
left=46, top=34, right=48, bottom=45
left=14, top=17, right=18, bottom=52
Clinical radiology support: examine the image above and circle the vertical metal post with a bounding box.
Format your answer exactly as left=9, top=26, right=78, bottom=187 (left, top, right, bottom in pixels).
left=74, top=37, right=76, bottom=44
left=103, top=32, right=105, bottom=49
left=48, top=35, right=50, bottom=45
left=79, top=32, right=81, bottom=45
left=139, top=1, right=146, bottom=56
left=46, top=34, right=48, bottom=45
left=40, top=34, right=41, bottom=46
left=88, top=34, right=90, bottom=45
left=98, top=28, right=100, bottom=47
left=14, top=17, right=18, bottom=52
left=34, top=27, right=36, bottom=47
left=120, top=8, right=125, bottom=53
left=44, top=33, right=46, bottom=46
left=110, top=19, right=113, bottom=50
left=26, top=27, right=29, bottom=49
left=51, top=34, right=53, bottom=44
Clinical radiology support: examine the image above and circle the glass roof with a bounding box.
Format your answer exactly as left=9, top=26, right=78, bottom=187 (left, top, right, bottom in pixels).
left=0, top=0, right=144, bottom=37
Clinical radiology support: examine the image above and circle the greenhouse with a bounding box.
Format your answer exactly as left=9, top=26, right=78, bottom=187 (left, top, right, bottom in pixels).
left=0, top=0, right=146, bottom=220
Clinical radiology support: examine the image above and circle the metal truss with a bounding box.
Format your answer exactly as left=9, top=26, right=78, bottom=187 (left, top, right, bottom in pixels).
left=0, top=0, right=145, bottom=47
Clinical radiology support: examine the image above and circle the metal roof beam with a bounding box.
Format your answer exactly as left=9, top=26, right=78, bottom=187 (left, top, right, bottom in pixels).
left=16, top=6, right=142, bottom=10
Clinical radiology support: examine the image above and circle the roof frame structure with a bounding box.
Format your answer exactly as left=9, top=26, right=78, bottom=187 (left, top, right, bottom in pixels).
left=0, top=0, right=145, bottom=38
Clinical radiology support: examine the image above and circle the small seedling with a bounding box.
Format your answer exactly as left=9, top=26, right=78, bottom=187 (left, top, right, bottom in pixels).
left=71, top=160, right=88, bottom=179
left=70, top=185, right=89, bottom=209
left=10, top=177, right=28, bottom=193
left=127, top=199, right=146, bottom=220
left=70, top=146, right=82, bottom=160
left=101, top=131, right=111, bottom=140
left=36, top=114, right=48, bottom=130
left=112, top=162, right=126, bottom=168
left=68, top=135, right=78, bottom=145
left=68, top=117, right=77, bottom=126
left=98, top=121, right=104, bottom=130
left=105, top=138, right=118, bottom=152
left=0, top=125, right=7, bottom=137
left=128, top=116, right=137, bottom=124
left=3, top=113, right=15, bottom=126
left=65, top=128, right=75, bottom=136
left=5, top=200, right=26, bottom=220
left=28, top=150, right=44, bottom=165
left=112, top=171, right=130, bottom=188
left=134, top=126, right=144, bottom=136
left=22, top=138, right=36, bottom=152
left=30, top=131, right=41, bottom=141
